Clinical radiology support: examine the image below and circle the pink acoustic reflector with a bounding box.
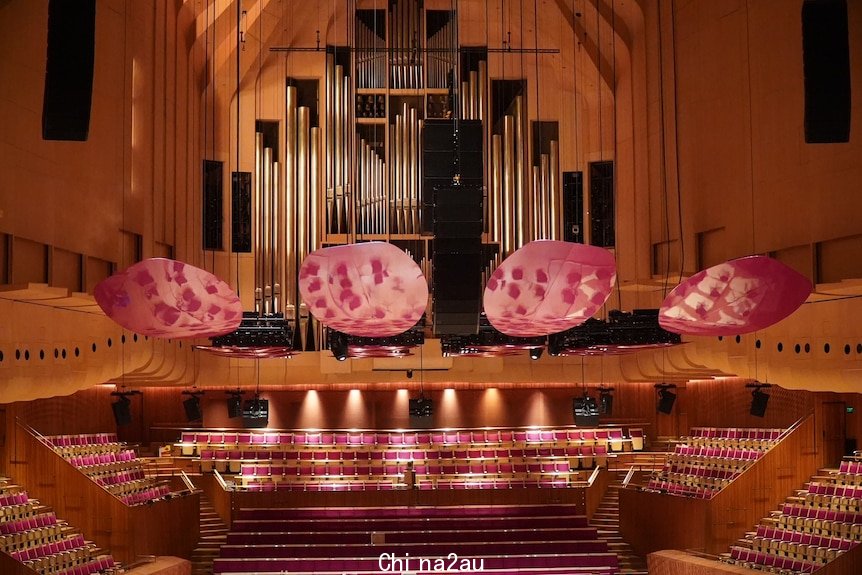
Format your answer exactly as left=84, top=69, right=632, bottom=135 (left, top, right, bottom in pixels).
left=483, top=240, right=617, bottom=337
left=196, top=346, right=296, bottom=359
left=659, top=255, right=813, bottom=336
left=94, top=258, right=242, bottom=339
left=298, top=242, right=428, bottom=337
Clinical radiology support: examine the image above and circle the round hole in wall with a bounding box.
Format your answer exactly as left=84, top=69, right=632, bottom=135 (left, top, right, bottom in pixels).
left=39, top=349, right=45, bottom=360
left=133, top=334, right=138, bottom=343
left=121, top=335, right=126, bottom=344
left=718, top=336, right=723, bottom=341
left=735, top=335, right=741, bottom=344
left=24, top=350, right=30, bottom=361
left=845, top=344, right=852, bottom=355
left=74, top=347, right=80, bottom=357
left=62, top=349, right=67, bottom=359
left=107, top=338, right=112, bottom=348
left=824, top=343, right=831, bottom=354
left=178, top=341, right=182, bottom=349
left=777, top=342, right=784, bottom=352
left=794, top=344, right=801, bottom=354
left=54, top=348, right=59, bottom=359
left=857, top=343, right=862, bottom=354
left=15, top=349, right=21, bottom=360
left=804, top=343, right=811, bottom=353
left=755, top=339, right=762, bottom=349
left=0, top=350, right=4, bottom=362
left=91, top=343, right=97, bottom=353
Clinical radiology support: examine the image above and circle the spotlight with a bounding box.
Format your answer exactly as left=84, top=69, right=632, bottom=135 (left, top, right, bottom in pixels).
left=530, top=347, right=544, bottom=360
left=329, top=330, right=349, bottom=361
left=225, top=389, right=245, bottom=419
left=409, top=395, right=433, bottom=418
left=573, top=393, right=599, bottom=426
left=747, top=382, right=772, bottom=417
left=655, top=383, right=677, bottom=414
left=598, top=386, right=615, bottom=416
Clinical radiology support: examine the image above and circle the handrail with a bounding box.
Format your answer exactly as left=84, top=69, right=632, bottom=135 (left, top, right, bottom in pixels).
left=179, top=470, right=198, bottom=493
left=588, top=466, right=601, bottom=486
left=622, top=466, right=636, bottom=488
left=213, top=468, right=228, bottom=490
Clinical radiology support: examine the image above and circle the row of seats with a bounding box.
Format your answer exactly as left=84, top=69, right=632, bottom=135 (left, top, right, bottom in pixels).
left=0, top=476, right=121, bottom=575
left=179, top=426, right=643, bottom=456
left=690, top=427, right=784, bottom=440
left=645, top=427, right=781, bottom=499
left=241, top=477, right=576, bottom=492
left=720, top=457, right=862, bottom=573
left=48, top=433, right=173, bottom=508
left=214, top=505, right=618, bottom=574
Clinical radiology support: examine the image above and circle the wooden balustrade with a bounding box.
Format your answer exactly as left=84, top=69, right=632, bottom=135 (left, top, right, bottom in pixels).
left=0, top=552, right=36, bottom=575
left=620, top=416, right=819, bottom=556
left=7, top=423, right=199, bottom=563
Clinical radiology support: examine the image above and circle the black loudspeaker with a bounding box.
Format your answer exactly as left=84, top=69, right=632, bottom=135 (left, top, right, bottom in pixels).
left=183, top=397, right=203, bottom=422
left=573, top=396, right=600, bottom=426
left=563, top=171, right=584, bottom=243
left=227, top=395, right=243, bottom=419
left=657, top=389, right=676, bottom=414
left=589, top=161, right=615, bottom=248
left=203, top=161, right=224, bottom=250
left=231, top=172, right=252, bottom=252
left=242, top=398, right=269, bottom=428
left=42, top=0, right=97, bottom=141
left=750, top=389, right=770, bottom=417
left=111, top=397, right=132, bottom=427
left=802, top=0, right=851, bottom=143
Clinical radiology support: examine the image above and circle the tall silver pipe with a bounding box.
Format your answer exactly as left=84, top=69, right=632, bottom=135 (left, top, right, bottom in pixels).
left=310, top=127, right=320, bottom=250
left=286, top=86, right=297, bottom=308
left=409, top=107, right=418, bottom=234
left=262, top=146, right=272, bottom=315
left=491, top=134, right=502, bottom=245
left=531, top=165, right=540, bottom=242
left=341, top=73, right=350, bottom=234
left=417, top=117, right=423, bottom=232
left=541, top=153, right=550, bottom=239
left=333, top=65, right=343, bottom=233
left=513, top=96, right=525, bottom=248
left=477, top=60, right=486, bottom=121
left=272, top=159, right=281, bottom=312
left=254, top=132, right=263, bottom=313
left=549, top=139, right=560, bottom=240
left=469, top=70, right=478, bottom=120
left=325, top=56, right=333, bottom=234
left=503, top=115, right=515, bottom=256
left=461, top=81, right=470, bottom=119
left=298, top=106, right=309, bottom=267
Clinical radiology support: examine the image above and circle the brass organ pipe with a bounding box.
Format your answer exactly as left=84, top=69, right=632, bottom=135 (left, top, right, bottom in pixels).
left=390, top=122, right=397, bottom=233
left=461, top=81, right=469, bottom=120
left=542, top=153, right=551, bottom=239
left=263, top=146, right=273, bottom=315
left=342, top=73, right=350, bottom=234
left=549, top=140, right=560, bottom=240
left=286, top=86, right=297, bottom=307
left=532, top=165, right=540, bottom=241
left=491, top=134, right=502, bottom=246
left=417, top=118, right=423, bottom=232
left=514, top=96, right=525, bottom=248
left=254, top=132, right=263, bottom=313
left=477, top=60, right=486, bottom=122
left=310, top=127, right=320, bottom=251
left=503, top=115, right=515, bottom=256
left=400, top=102, right=410, bottom=234
left=333, top=65, right=343, bottom=233
left=298, top=106, right=310, bottom=268
left=469, top=71, right=478, bottom=120
left=409, top=107, right=418, bottom=234
left=325, top=56, right=333, bottom=233
left=272, top=159, right=281, bottom=312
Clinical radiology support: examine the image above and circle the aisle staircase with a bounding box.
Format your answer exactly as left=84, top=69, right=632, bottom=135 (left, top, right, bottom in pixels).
left=190, top=494, right=229, bottom=575
left=592, top=470, right=649, bottom=575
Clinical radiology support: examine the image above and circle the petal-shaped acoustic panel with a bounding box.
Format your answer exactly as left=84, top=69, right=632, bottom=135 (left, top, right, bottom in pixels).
left=483, top=240, right=617, bottom=337
left=196, top=345, right=296, bottom=359
left=659, top=256, right=812, bottom=336
left=95, top=258, right=242, bottom=339
left=298, top=242, right=428, bottom=337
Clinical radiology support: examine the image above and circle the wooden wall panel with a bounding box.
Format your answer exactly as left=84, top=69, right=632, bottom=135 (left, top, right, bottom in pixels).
left=0, top=552, right=35, bottom=575
left=648, top=550, right=762, bottom=575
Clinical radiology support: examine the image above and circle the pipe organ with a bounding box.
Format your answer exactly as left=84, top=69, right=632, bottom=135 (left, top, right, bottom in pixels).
left=243, top=3, right=577, bottom=337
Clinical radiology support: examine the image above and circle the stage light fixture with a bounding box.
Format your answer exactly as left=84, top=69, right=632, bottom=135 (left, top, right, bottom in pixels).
left=409, top=395, right=434, bottom=418
left=329, top=330, right=349, bottom=361
left=530, top=347, right=544, bottom=360
left=573, top=393, right=599, bottom=426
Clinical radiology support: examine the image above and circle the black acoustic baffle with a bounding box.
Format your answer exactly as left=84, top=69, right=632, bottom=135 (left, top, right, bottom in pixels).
left=42, top=0, right=96, bottom=141
left=802, top=0, right=851, bottom=143
left=573, top=395, right=600, bottom=427
left=203, top=160, right=224, bottom=250
left=111, top=396, right=132, bottom=426
left=589, top=161, right=615, bottom=248
left=750, top=389, right=770, bottom=417
left=231, top=171, right=252, bottom=252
